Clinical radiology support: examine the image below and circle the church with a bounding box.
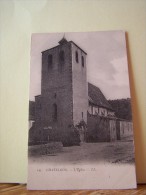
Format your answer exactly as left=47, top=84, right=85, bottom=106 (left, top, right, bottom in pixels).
left=29, top=37, right=133, bottom=146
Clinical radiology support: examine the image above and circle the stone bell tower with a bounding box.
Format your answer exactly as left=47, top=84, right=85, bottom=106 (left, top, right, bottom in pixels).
left=41, top=36, right=88, bottom=138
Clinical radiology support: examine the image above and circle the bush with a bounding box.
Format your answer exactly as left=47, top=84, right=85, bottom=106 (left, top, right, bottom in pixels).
left=61, top=125, right=80, bottom=147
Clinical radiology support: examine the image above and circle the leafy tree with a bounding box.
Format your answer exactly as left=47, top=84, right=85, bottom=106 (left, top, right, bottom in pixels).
left=108, top=98, right=132, bottom=121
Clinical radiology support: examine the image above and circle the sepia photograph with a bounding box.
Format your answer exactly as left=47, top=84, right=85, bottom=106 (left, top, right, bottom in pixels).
left=27, top=31, right=136, bottom=190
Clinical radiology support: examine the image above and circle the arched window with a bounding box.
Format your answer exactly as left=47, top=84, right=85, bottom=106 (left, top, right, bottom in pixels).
left=59, top=50, right=65, bottom=62
left=75, top=51, right=78, bottom=63
left=52, top=103, right=57, bottom=121
left=48, top=54, right=52, bottom=70
left=82, top=56, right=84, bottom=67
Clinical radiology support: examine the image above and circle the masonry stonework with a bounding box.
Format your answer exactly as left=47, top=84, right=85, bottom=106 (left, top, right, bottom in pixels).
left=37, top=38, right=88, bottom=144
left=71, top=43, right=88, bottom=125
left=41, top=41, right=73, bottom=131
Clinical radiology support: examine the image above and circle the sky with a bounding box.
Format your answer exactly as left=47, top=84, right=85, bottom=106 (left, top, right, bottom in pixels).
left=29, top=31, right=131, bottom=101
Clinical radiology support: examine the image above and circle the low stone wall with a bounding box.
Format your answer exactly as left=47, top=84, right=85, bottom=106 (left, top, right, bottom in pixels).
left=28, top=142, right=63, bottom=156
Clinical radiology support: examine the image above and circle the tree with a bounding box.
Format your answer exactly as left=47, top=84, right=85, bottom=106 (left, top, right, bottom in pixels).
left=108, top=98, right=132, bottom=120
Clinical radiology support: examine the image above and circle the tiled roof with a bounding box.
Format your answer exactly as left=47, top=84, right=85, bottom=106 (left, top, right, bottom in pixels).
left=88, top=83, right=113, bottom=110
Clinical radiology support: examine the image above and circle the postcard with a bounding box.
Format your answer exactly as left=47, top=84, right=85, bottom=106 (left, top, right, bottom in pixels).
left=27, top=31, right=136, bottom=190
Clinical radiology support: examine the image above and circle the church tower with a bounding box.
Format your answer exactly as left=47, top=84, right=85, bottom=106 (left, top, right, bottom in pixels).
left=41, top=37, right=88, bottom=140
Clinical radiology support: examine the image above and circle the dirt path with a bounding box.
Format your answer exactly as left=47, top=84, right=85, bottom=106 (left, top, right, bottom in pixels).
left=29, top=141, right=135, bottom=165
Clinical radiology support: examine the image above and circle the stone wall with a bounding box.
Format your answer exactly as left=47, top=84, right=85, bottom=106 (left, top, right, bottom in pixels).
left=87, top=113, right=133, bottom=142
left=87, top=113, right=111, bottom=142
left=39, top=40, right=88, bottom=144
left=71, top=43, right=88, bottom=125
left=41, top=42, right=73, bottom=135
